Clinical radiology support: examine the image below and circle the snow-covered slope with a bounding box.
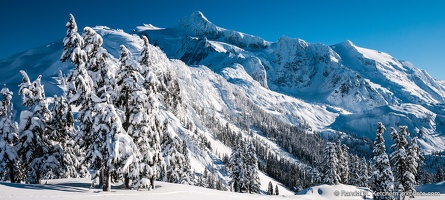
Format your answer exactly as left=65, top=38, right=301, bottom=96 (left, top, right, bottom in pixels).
left=0, top=25, right=310, bottom=192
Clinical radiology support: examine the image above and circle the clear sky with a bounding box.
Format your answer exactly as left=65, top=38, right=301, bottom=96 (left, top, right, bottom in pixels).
left=1, top=0, right=444, bottom=80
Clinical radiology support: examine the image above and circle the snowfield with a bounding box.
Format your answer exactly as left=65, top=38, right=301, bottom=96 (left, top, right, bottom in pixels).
left=0, top=178, right=442, bottom=200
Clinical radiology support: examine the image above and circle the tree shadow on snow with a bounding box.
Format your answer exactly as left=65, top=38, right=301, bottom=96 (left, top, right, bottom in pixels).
left=0, top=181, right=90, bottom=193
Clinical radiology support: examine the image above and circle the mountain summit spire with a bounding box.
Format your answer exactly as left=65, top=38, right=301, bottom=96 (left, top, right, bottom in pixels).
left=176, top=11, right=220, bottom=37
left=191, top=11, right=210, bottom=22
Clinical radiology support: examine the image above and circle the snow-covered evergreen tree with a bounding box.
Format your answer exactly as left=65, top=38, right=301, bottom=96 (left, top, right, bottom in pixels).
left=126, top=88, right=161, bottom=189
left=82, top=26, right=115, bottom=99
left=65, top=55, right=95, bottom=178
left=390, top=126, right=408, bottom=199
left=50, top=95, right=86, bottom=178
left=435, top=165, right=444, bottom=182
left=245, top=139, right=260, bottom=193
left=267, top=181, right=273, bottom=195
left=90, top=90, right=139, bottom=191
left=404, top=138, right=420, bottom=198
left=336, top=141, right=349, bottom=184
left=201, top=168, right=210, bottom=188
left=227, top=136, right=259, bottom=193
left=358, top=157, right=369, bottom=187
left=310, top=164, right=322, bottom=185
left=115, top=45, right=144, bottom=188
left=61, top=14, right=84, bottom=62
left=139, top=36, right=153, bottom=80
left=0, top=85, right=20, bottom=182
left=0, top=85, right=13, bottom=117
left=229, top=134, right=246, bottom=192
left=207, top=167, right=216, bottom=189
left=116, top=45, right=143, bottom=131
left=82, top=27, right=103, bottom=71
left=61, top=16, right=97, bottom=182
left=18, top=71, right=62, bottom=184
left=179, top=139, right=192, bottom=184
left=161, top=122, right=191, bottom=184
left=137, top=35, right=181, bottom=113
left=348, top=155, right=360, bottom=186
left=322, top=142, right=340, bottom=185
left=370, top=122, right=394, bottom=200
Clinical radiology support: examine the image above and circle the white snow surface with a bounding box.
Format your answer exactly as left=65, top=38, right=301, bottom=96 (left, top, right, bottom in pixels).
left=0, top=178, right=442, bottom=200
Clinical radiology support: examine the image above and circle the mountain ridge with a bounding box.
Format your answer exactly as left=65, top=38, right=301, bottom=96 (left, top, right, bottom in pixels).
left=134, top=11, right=445, bottom=153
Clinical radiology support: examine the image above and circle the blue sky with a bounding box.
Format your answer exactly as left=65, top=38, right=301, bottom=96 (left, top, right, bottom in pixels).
left=1, top=0, right=445, bottom=79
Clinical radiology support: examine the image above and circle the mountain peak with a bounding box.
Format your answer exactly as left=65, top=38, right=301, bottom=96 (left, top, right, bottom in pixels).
left=339, top=40, right=355, bottom=48
left=175, top=11, right=219, bottom=36
left=190, top=10, right=209, bottom=22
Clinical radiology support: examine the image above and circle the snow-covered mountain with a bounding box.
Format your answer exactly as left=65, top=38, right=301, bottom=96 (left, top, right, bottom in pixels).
left=133, top=11, right=445, bottom=153
left=1, top=10, right=445, bottom=193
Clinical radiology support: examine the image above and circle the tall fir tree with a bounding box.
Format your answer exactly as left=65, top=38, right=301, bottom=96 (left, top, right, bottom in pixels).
left=127, top=88, right=161, bottom=189
left=0, top=85, right=20, bottom=182
left=161, top=122, right=191, bottom=184
left=267, top=181, right=273, bottom=195
left=139, top=36, right=154, bottom=83
left=82, top=27, right=104, bottom=73
left=390, top=126, right=408, bottom=199
left=370, top=122, right=394, bottom=200
left=229, top=134, right=246, bottom=192
left=245, top=139, right=260, bottom=193
left=115, top=45, right=144, bottom=188
left=82, top=26, right=115, bottom=99
left=322, top=142, right=340, bottom=185
left=138, top=35, right=181, bottom=113
left=61, top=14, right=97, bottom=184
left=228, top=134, right=258, bottom=193
left=348, top=155, right=360, bottom=186
left=61, top=14, right=84, bottom=62
left=90, top=90, right=139, bottom=191
left=358, top=157, right=369, bottom=187
left=435, top=165, right=444, bottom=182
left=18, top=71, right=62, bottom=184
left=336, top=141, right=349, bottom=184
left=50, top=95, right=86, bottom=178
left=404, top=138, right=420, bottom=198
left=179, top=140, right=192, bottom=184
left=116, top=45, right=142, bottom=132
left=310, top=164, right=322, bottom=185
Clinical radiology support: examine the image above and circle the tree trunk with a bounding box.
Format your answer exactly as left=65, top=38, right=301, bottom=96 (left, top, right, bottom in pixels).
left=150, top=176, right=155, bottom=189
left=36, top=171, right=41, bottom=185
left=124, top=176, right=130, bottom=189
left=8, top=163, right=15, bottom=183
left=103, top=167, right=111, bottom=191
left=234, top=180, right=238, bottom=192
left=99, top=169, right=103, bottom=187
left=123, top=89, right=130, bottom=131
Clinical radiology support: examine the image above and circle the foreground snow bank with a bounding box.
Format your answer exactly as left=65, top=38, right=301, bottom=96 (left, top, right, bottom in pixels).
left=0, top=178, right=443, bottom=200
left=0, top=178, right=290, bottom=200
left=298, top=183, right=444, bottom=200
left=298, top=184, right=373, bottom=199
